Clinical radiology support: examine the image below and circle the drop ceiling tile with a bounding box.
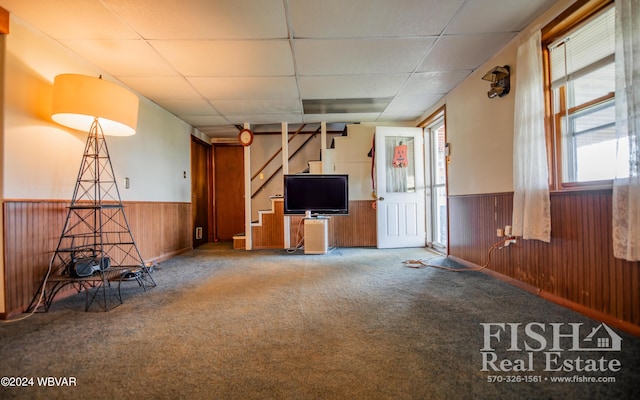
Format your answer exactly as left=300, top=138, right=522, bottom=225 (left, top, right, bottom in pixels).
left=154, top=99, right=219, bottom=116
left=446, top=0, right=558, bottom=34
left=150, top=40, right=294, bottom=77
left=379, top=110, right=423, bottom=121
left=299, top=74, right=409, bottom=99
left=384, top=94, right=444, bottom=114
left=179, top=115, right=229, bottom=127
left=62, top=39, right=176, bottom=76
left=211, top=99, right=302, bottom=115
left=188, top=77, right=299, bottom=100
left=295, top=38, right=435, bottom=75
left=226, top=114, right=303, bottom=125
left=381, top=94, right=443, bottom=120
left=418, top=33, right=515, bottom=71
left=303, top=113, right=381, bottom=124
left=103, top=0, right=288, bottom=39
left=400, top=71, right=471, bottom=96
left=289, top=0, right=464, bottom=38
left=0, top=0, right=138, bottom=39
left=119, top=76, right=202, bottom=100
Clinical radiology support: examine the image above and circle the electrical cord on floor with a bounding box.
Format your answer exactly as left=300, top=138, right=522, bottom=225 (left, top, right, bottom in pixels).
left=0, top=256, right=54, bottom=323
left=403, top=238, right=510, bottom=272
left=285, top=218, right=306, bottom=253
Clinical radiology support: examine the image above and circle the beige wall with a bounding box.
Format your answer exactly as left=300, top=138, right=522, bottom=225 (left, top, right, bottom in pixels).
left=2, top=16, right=192, bottom=202
left=445, top=44, right=517, bottom=196
left=421, top=0, right=575, bottom=197
left=250, top=130, right=331, bottom=220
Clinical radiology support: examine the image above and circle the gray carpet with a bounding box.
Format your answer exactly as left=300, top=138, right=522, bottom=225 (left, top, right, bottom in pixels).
left=1, top=242, right=638, bottom=399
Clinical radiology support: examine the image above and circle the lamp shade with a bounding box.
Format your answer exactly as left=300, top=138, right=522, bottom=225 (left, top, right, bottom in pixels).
left=51, top=74, right=139, bottom=136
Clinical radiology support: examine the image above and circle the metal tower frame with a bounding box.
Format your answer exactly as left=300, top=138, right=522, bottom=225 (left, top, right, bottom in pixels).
left=31, top=119, right=155, bottom=311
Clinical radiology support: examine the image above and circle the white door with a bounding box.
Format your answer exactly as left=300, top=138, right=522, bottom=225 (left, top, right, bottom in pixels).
left=375, top=127, right=425, bottom=248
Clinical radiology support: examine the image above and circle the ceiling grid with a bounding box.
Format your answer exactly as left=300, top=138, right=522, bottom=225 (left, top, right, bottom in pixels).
left=0, top=0, right=557, bottom=137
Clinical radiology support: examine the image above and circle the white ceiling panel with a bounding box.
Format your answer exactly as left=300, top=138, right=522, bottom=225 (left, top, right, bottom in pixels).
left=303, top=113, right=381, bottom=124
left=299, top=75, right=409, bottom=100
left=179, top=115, right=229, bottom=127
left=61, top=39, right=176, bottom=77
left=384, top=94, right=444, bottom=115
left=400, top=71, right=471, bottom=96
left=226, top=114, right=303, bottom=125
left=418, top=33, right=515, bottom=72
left=119, top=76, right=203, bottom=100
left=212, top=100, right=302, bottom=116
left=150, top=40, right=294, bottom=77
left=153, top=99, right=220, bottom=116
left=294, top=38, right=435, bottom=75
left=188, top=77, right=299, bottom=100
left=289, top=0, right=465, bottom=38
left=446, top=0, right=559, bottom=34
left=103, top=0, right=288, bottom=39
left=380, top=110, right=424, bottom=121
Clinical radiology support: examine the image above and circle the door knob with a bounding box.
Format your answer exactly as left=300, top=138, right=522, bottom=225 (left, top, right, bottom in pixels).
left=378, top=197, right=385, bottom=201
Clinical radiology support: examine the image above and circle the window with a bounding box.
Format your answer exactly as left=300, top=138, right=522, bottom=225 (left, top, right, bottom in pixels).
left=544, top=1, right=624, bottom=188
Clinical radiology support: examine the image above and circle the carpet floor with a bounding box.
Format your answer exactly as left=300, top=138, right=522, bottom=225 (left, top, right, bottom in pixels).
left=1, top=242, right=638, bottom=399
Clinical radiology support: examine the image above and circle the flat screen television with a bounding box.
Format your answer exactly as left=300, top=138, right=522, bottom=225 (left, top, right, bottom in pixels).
left=284, top=174, right=349, bottom=216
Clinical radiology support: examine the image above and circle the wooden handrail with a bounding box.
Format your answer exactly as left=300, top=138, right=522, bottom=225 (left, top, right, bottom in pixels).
left=251, top=126, right=321, bottom=198
left=251, top=124, right=306, bottom=181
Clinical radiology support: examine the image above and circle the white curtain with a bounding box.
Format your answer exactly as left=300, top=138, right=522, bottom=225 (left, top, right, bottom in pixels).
left=612, top=0, right=640, bottom=261
left=512, top=30, right=551, bottom=242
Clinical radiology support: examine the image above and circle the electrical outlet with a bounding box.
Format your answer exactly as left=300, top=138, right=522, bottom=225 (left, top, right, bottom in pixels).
left=497, top=228, right=504, bottom=237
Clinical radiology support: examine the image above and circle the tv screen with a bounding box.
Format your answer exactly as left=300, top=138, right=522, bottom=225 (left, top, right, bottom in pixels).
left=284, top=174, right=349, bottom=216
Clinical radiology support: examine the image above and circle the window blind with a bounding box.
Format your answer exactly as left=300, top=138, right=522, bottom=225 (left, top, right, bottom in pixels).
left=548, top=5, right=614, bottom=89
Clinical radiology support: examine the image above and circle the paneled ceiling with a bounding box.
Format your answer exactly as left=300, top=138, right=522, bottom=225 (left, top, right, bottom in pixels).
left=0, top=0, right=557, bottom=137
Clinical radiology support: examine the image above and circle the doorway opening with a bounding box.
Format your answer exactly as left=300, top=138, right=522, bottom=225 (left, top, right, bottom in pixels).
left=424, top=109, right=448, bottom=253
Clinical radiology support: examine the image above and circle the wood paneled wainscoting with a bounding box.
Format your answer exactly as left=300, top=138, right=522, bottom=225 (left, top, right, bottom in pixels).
left=2, top=200, right=192, bottom=318
left=288, top=200, right=377, bottom=248
left=449, top=190, right=640, bottom=334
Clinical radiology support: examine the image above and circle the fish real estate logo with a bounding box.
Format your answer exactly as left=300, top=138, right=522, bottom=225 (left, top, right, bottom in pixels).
left=480, top=322, right=623, bottom=374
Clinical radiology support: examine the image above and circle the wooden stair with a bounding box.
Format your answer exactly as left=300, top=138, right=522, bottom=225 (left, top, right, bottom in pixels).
left=248, top=197, right=284, bottom=249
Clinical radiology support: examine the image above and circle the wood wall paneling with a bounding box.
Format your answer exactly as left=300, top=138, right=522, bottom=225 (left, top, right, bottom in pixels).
left=289, top=200, right=377, bottom=248
left=251, top=199, right=285, bottom=249
left=449, top=190, right=640, bottom=329
left=2, top=200, right=191, bottom=317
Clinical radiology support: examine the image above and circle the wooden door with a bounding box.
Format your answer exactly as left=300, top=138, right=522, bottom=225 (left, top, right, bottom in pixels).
left=191, top=136, right=212, bottom=248
left=214, top=145, right=245, bottom=241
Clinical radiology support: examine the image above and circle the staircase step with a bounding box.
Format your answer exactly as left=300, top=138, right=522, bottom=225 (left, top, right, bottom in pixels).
left=232, top=233, right=245, bottom=250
